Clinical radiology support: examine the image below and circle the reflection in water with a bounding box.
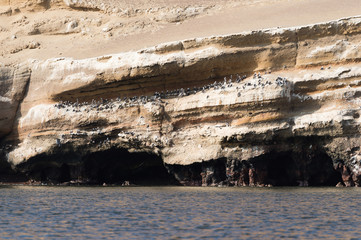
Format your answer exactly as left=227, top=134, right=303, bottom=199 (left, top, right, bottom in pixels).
left=0, top=186, right=360, bottom=239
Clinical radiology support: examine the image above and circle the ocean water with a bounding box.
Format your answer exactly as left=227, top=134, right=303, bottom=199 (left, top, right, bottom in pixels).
left=0, top=186, right=360, bottom=239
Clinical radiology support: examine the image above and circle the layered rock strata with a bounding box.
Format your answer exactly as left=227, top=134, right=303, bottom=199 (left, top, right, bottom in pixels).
left=0, top=16, right=361, bottom=186
left=0, top=65, right=30, bottom=138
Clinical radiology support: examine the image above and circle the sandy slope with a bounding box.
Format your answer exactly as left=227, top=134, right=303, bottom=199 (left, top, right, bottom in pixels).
left=0, top=0, right=361, bottom=65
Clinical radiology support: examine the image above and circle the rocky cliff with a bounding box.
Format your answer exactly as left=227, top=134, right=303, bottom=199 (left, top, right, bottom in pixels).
left=0, top=9, right=360, bottom=186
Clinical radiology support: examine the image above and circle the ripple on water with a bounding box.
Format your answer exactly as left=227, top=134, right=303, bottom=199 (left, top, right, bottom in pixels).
left=0, top=186, right=361, bottom=239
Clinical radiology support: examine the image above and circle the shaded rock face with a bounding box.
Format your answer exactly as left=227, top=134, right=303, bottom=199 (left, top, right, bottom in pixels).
left=165, top=159, right=227, bottom=186
left=0, top=66, right=30, bottom=179
left=1, top=17, right=361, bottom=186
left=0, top=65, right=30, bottom=138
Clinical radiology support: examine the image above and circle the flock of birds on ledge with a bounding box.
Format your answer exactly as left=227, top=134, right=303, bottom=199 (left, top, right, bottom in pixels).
left=54, top=72, right=289, bottom=112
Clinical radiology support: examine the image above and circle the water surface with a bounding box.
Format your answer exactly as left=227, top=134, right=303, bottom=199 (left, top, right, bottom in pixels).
left=1, top=186, right=360, bottom=239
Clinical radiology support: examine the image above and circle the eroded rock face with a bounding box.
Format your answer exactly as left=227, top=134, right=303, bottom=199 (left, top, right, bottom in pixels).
left=0, top=17, right=361, bottom=186
left=0, top=65, right=30, bottom=138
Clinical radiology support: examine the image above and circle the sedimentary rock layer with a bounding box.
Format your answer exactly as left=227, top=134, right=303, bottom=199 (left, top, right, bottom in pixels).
left=0, top=16, right=360, bottom=186
left=0, top=65, right=30, bottom=137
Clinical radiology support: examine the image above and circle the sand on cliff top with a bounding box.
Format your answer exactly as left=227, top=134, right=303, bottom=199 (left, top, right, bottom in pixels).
left=1, top=0, right=361, bottom=65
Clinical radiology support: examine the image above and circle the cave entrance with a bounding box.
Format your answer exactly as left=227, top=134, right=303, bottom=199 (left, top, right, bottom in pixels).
left=82, top=148, right=177, bottom=185
left=19, top=149, right=177, bottom=185
left=250, top=150, right=342, bottom=186
left=0, top=153, right=28, bottom=183
left=18, top=152, right=82, bottom=183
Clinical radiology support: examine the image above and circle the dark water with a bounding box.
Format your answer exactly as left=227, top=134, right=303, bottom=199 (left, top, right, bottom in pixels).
left=1, top=186, right=361, bottom=239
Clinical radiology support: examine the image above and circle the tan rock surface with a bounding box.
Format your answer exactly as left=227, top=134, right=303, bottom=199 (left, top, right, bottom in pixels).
left=0, top=0, right=360, bottom=186
left=0, top=65, right=30, bottom=138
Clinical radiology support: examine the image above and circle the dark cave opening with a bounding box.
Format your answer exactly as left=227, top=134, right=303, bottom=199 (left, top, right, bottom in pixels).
left=11, top=143, right=342, bottom=187
left=249, top=150, right=342, bottom=186
left=20, top=148, right=177, bottom=185
left=0, top=152, right=28, bottom=183
left=82, top=148, right=178, bottom=185
left=166, top=150, right=342, bottom=187
left=20, top=152, right=81, bottom=183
